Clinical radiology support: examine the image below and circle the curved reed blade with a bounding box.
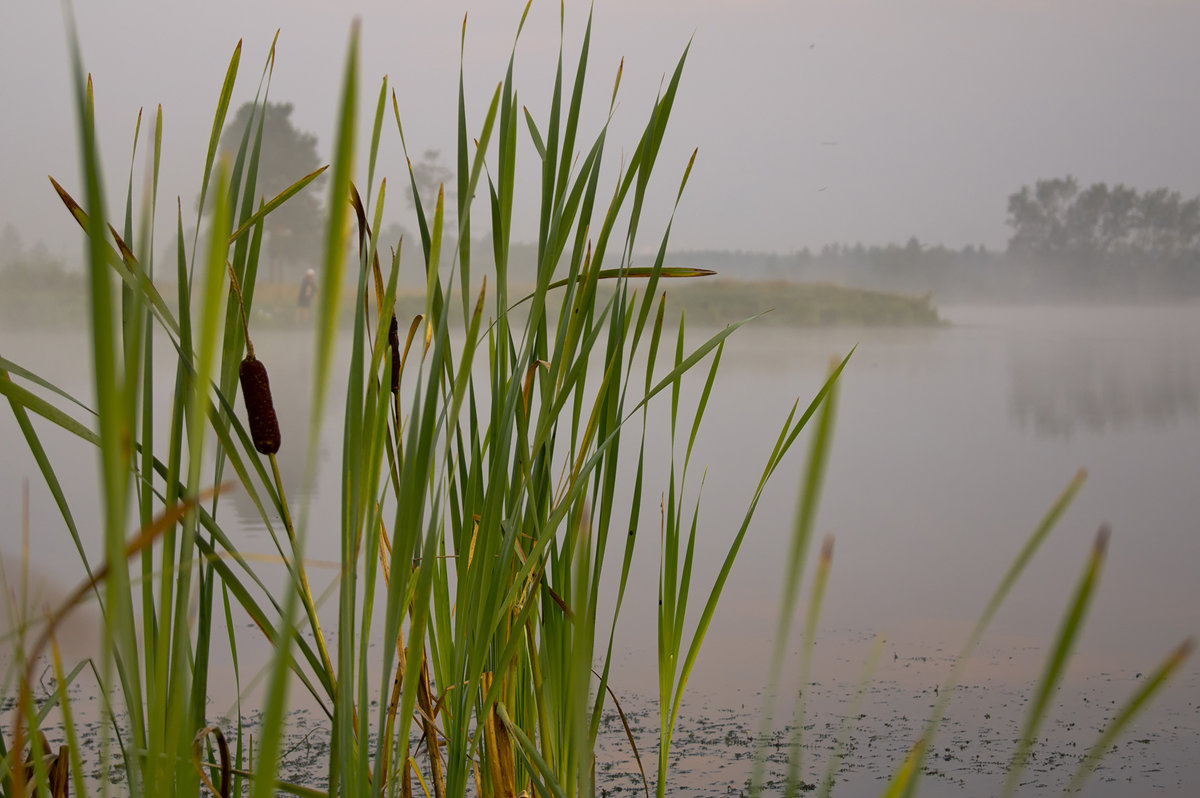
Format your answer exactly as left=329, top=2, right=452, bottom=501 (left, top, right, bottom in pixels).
left=249, top=22, right=359, bottom=798
left=785, top=536, right=835, bottom=796
left=191, top=725, right=232, bottom=798
left=887, top=468, right=1088, bottom=798
left=1002, top=527, right=1110, bottom=798
left=227, top=165, right=328, bottom=245
left=195, top=39, right=243, bottom=249
left=1065, top=638, right=1194, bottom=793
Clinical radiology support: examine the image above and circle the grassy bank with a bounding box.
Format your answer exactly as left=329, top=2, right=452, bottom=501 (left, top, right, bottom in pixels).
left=0, top=277, right=941, bottom=331
left=652, top=279, right=941, bottom=327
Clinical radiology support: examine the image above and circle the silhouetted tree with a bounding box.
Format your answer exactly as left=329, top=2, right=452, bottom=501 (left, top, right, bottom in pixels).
left=219, top=101, right=325, bottom=282
left=0, top=224, right=22, bottom=268
left=0, top=225, right=69, bottom=288
left=406, top=148, right=454, bottom=213
left=1006, top=176, right=1079, bottom=259
left=1007, top=176, right=1200, bottom=294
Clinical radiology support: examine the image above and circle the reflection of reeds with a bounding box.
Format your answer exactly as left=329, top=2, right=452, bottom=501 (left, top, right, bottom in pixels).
left=0, top=6, right=1191, bottom=798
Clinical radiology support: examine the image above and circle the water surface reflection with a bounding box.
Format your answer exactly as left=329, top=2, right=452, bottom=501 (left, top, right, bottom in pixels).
left=1009, top=337, right=1200, bottom=437
left=2, top=304, right=1198, bottom=794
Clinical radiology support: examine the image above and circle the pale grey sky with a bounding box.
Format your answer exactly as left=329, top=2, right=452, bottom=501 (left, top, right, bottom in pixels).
left=3, top=0, right=1200, bottom=263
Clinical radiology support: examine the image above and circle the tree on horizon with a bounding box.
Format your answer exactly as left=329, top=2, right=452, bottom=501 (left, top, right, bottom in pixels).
left=219, top=101, right=326, bottom=283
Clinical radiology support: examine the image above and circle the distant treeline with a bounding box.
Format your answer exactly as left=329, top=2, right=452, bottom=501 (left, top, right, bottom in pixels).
left=0, top=223, right=84, bottom=327
left=1007, top=176, right=1200, bottom=296
left=664, top=239, right=1001, bottom=301
left=9, top=177, right=1200, bottom=306
left=667, top=177, right=1200, bottom=301
left=0, top=223, right=75, bottom=289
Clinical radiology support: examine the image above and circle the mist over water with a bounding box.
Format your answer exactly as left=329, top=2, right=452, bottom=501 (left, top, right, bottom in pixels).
left=4, top=2, right=1200, bottom=793
left=3, top=302, right=1198, bottom=793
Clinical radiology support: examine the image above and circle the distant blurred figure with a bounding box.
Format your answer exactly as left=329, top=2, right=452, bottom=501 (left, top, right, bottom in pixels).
left=296, top=268, right=316, bottom=323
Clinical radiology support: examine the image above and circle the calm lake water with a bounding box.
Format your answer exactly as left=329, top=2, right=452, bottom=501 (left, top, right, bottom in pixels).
left=2, top=303, right=1198, bottom=795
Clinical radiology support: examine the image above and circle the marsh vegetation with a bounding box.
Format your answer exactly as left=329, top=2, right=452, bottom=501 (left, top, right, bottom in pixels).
left=0, top=8, right=1193, bottom=798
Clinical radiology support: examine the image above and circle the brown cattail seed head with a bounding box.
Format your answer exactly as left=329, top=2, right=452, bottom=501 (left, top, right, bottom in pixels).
left=239, top=355, right=281, bottom=455
left=388, top=315, right=401, bottom=394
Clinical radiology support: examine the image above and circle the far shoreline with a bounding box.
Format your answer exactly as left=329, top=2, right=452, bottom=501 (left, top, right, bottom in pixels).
left=0, top=277, right=946, bottom=331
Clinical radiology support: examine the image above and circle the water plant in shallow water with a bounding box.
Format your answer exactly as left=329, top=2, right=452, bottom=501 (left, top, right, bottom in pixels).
left=0, top=5, right=1191, bottom=798
left=0, top=6, right=841, bottom=797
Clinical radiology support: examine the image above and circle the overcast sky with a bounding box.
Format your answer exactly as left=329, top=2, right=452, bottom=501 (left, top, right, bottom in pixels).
left=3, top=0, right=1200, bottom=263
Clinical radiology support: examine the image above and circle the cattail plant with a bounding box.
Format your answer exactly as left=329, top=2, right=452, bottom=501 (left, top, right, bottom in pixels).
left=227, top=265, right=280, bottom=455
left=387, top=314, right=400, bottom=394
left=238, top=354, right=280, bottom=455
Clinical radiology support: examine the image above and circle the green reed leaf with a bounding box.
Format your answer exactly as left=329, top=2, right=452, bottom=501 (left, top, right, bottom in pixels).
left=1002, top=527, right=1110, bottom=798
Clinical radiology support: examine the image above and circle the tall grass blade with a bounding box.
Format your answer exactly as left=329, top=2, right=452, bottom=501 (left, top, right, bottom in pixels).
left=1002, top=527, right=1110, bottom=798
left=1065, top=638, right=1194, bottom=794
left=751, top=358, right=840, bottom=796
left=227, top=165, right=329, bottom=245
left=194, top=40, right=242, bottom=258
left=785, top=537, right=835, bottom=797
left=887, top=468, right=1088, bottom=798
